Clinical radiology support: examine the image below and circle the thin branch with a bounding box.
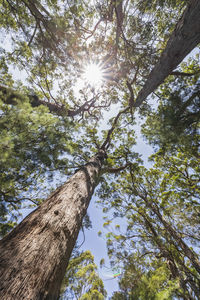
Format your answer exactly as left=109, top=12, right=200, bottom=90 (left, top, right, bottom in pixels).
left=85, top=18, right=104, bottom=40
left=27, top=22, right=38, bottom=47
left=138, top=251, right=155, bottom=259
left=0, top=85, right=104, bottom=118
left=171, top=70, right=200, bottom=77
left=100, top=106, right=129, bottom=150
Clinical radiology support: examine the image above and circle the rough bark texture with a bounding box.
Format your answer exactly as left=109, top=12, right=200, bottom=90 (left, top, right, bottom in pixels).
left=135, top=0, right=200, bottom=107
left=0, top=151, right=105, bottom=300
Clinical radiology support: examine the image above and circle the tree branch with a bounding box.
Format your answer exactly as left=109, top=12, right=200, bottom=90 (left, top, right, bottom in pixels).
left=171, top=70, right=200, bottom=77
left=0, top=85, right=102, bottom=118
left=100, top=106, right=129, bottom=150
left=134, top=0, right=200, bottom=107
left=102, top=163, right=130, bottom=174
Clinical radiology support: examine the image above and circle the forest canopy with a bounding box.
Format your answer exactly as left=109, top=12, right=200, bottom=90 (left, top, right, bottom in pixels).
left=0, top=0, right=199, bottom=299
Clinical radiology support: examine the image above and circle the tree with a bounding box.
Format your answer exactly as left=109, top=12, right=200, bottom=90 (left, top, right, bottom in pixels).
left=0, top=0, right=200, bottom=299
left=0, top=88, right=75, bottom=236
left=134, top=0, right=200, bottom=107
left=111, top=260, right=179, bottom=300
left=60, top=250, right=107, bottom=299
left=0, top=150, right=106, bottom=299
left=100, top=149, right=200, bottom=299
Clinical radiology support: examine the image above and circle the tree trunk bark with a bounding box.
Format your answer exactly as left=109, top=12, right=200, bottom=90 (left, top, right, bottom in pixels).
left=135, top=0, right=200, bottom=107
left=0, top=151, right=105, bottom=300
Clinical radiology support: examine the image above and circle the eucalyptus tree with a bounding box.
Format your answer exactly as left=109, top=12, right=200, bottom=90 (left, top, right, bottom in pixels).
left=99, top=148, right=200, bottom=299
left=0, top=0, right=200, bottom=299
left=0, top=85, right=78, bottom=236
left=111, top=260, right=180, bottom=300
left=60, top=250, right=107, bottom=300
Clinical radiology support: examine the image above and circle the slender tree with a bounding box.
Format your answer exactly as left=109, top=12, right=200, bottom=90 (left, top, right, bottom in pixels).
left=101, top=150, right=200, bottom=299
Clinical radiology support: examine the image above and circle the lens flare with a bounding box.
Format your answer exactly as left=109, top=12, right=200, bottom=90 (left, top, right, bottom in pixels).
left=83, top=63, right=103, bottom=86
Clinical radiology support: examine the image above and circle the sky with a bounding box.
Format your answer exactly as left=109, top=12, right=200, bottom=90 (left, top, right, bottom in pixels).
left=76, top=48, right=200, bottom=298
left=72, top=65, right=154, bottom=297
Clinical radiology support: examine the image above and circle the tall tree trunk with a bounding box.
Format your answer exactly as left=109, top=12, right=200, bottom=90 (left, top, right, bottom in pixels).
left=0, top=150, right=105, bottom=300
left=142, top=214, right=198, bottom=299
left=146, top=200, right=200, bottom=275
left=144, top=202, right=200, bottom=296
left=135, top=0, right=200, bottom=107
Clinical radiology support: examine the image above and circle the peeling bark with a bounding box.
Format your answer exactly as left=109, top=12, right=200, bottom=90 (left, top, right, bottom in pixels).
left=0, top=151, right=105, bottom=300
left=135, top=0, right=200, bottom=107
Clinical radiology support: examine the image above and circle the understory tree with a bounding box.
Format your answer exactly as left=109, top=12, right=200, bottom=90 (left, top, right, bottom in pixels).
left=0, top=0, right=199, bottom=299
left=60, top=250, right=107, bottom=300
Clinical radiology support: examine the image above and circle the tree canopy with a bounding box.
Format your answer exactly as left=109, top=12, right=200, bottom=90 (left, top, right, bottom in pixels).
left=0, top=0, right=199, bottom=299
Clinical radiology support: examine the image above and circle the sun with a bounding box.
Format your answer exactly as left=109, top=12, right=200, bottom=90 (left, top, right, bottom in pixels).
left=83, top=63, right=103, bottom=87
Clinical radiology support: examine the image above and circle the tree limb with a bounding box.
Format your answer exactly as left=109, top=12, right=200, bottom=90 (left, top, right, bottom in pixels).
left=100, top=106, right=129, bottom=150
left=0, top=85, right=101, bottom=118
left=134, top=0, right=200, bottom=107
left=171, top=70, right=200, bottom=77
left=102, top=163, right=130, bottom=174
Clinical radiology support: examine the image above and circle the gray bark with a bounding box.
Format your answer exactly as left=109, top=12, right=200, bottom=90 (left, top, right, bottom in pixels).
left=0, top=151, right=105, bottom=300
left=135, top=0, right=200, bottom=107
